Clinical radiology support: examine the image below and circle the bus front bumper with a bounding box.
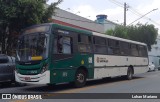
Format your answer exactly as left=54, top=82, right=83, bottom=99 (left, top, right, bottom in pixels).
left=15, top=71, right=50, bottom=84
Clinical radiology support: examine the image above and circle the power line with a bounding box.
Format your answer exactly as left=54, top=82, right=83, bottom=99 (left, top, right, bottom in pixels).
left=108, top=0, right=124, bottom=8
left=128, top=8, right=158, bottom=26
left=109, top=0, right=124, bottom=6
left=129, top=6, right=143, bottom=16
left=108, top=0, right=128, bottom=26
left=149, top=19, right=160, bottom=26
left=128, top=6, right=152, bottom=20
left=128, top=7, right=160, bottom=26
left=108, top=0, right=160, bottom=26
left=128, top=8, right=153, bottom=22
left=125, top=4, right=160, bottom=26
left=113, top=0, right=123, bottom=5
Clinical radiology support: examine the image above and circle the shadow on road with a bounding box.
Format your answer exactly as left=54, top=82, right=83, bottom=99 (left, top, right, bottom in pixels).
left=20, top=76, right=144, bottom=93
left=0, top=82, right=27, bottom=89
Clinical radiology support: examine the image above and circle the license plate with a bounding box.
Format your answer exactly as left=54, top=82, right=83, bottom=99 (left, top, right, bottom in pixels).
left=24, top=77, right=31, bottom=81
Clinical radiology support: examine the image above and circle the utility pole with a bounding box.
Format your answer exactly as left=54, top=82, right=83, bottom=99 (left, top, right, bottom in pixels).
left=124, top=2, right=127, bottom=26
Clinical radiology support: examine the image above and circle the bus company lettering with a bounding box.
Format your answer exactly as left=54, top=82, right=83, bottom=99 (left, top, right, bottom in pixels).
left=58, top=30, right=69, bottom=34
left=97, top=57, right=108, bottom=63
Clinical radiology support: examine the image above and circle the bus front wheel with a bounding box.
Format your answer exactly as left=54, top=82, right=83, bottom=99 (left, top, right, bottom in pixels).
left=74, top=69, right=87, bottom=88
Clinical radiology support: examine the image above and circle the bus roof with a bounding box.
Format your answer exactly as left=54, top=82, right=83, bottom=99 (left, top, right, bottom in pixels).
left=23, top=23, right=92, bottom=35
left=52, top=23, right=146, bottom=46
left=52, top=23, right=92, bottom=35
left=93, top=32, right=146, bottom=46
left=23, top=23, right=146, bottom=46
left=23, top=23, right=53, bottom=30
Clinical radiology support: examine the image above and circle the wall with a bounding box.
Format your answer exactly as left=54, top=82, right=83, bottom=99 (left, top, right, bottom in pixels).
left=103, top=20, right=119, bottom=32
left=52, top=9, right=104, bottom=33
left=148, top=36, right=160, bottom=68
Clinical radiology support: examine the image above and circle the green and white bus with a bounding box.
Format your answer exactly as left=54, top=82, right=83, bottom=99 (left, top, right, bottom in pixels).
left=15, top=23, right=149, bottom=87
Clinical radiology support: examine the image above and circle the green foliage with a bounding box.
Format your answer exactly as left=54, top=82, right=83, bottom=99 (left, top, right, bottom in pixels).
left=42, top=0, right=62, bottom=23
left=0, top=0, right=62, bottom=55
left=106, top=26, right=128, bottom=39
left=106, top=24, right=158, bottom=51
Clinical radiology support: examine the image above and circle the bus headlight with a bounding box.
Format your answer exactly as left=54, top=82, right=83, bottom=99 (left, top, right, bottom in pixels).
left=41, top=64, right=48, bottom=74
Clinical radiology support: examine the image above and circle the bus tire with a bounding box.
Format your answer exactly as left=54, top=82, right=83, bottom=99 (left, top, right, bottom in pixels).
left=74, top=69, right=87, bottom=88
left=126, top=67, right=133, bottom=80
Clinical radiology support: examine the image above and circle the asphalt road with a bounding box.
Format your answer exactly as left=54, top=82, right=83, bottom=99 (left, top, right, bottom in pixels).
left=1, top=70, right=160, bottom=102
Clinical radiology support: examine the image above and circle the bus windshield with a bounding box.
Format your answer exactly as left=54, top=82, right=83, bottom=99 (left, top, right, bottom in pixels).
left=17, top=33, right=48, bottom=62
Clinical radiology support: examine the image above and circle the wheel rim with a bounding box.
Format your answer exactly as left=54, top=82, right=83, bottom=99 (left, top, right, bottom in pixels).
left=77, top=73, right=84, bottom=83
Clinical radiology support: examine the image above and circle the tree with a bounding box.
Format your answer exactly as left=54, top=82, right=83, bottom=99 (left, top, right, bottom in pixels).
left=106, top=24, right=158, bottom=51
left=107, top=25, right=128, bottom=39
left=0, top=0, right=62, bottom=55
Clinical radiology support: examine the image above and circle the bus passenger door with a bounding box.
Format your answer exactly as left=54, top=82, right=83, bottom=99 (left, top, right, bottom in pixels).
left=52, top=33, right=75, bottom=83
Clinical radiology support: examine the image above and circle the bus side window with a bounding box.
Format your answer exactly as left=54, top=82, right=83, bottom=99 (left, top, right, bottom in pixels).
left=78, top=34, right=92, bottom=53
left=62, top=37, right=72, bottom=54
left=108, top=39, right=113, bottom=55
left=114, top=40, right=120, bottom=55
left=93, top=36, right=107, bottom=54
left=120, top=42, right=129, bottom=55
left=131, top=44, right=139, bottom=56
left=142, top=46, right=148, bottom=57
left=138, top=45, right=147, bottom=57
left=138, top=45, right=143, bottom=57
left=55, top=35, right=72, bottom=54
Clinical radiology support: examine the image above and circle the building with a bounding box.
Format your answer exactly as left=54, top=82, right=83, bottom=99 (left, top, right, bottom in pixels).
left=148, top=36, right=160, bottom=69
left=52, top=8, right=104, bottom=33
left=52, top=9, right=118, bottom=33
left=95, top=14, right=119, bottom=32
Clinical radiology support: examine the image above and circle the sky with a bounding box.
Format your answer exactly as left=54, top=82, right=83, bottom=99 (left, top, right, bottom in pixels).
left=47, top=0, right=160, bottom=33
